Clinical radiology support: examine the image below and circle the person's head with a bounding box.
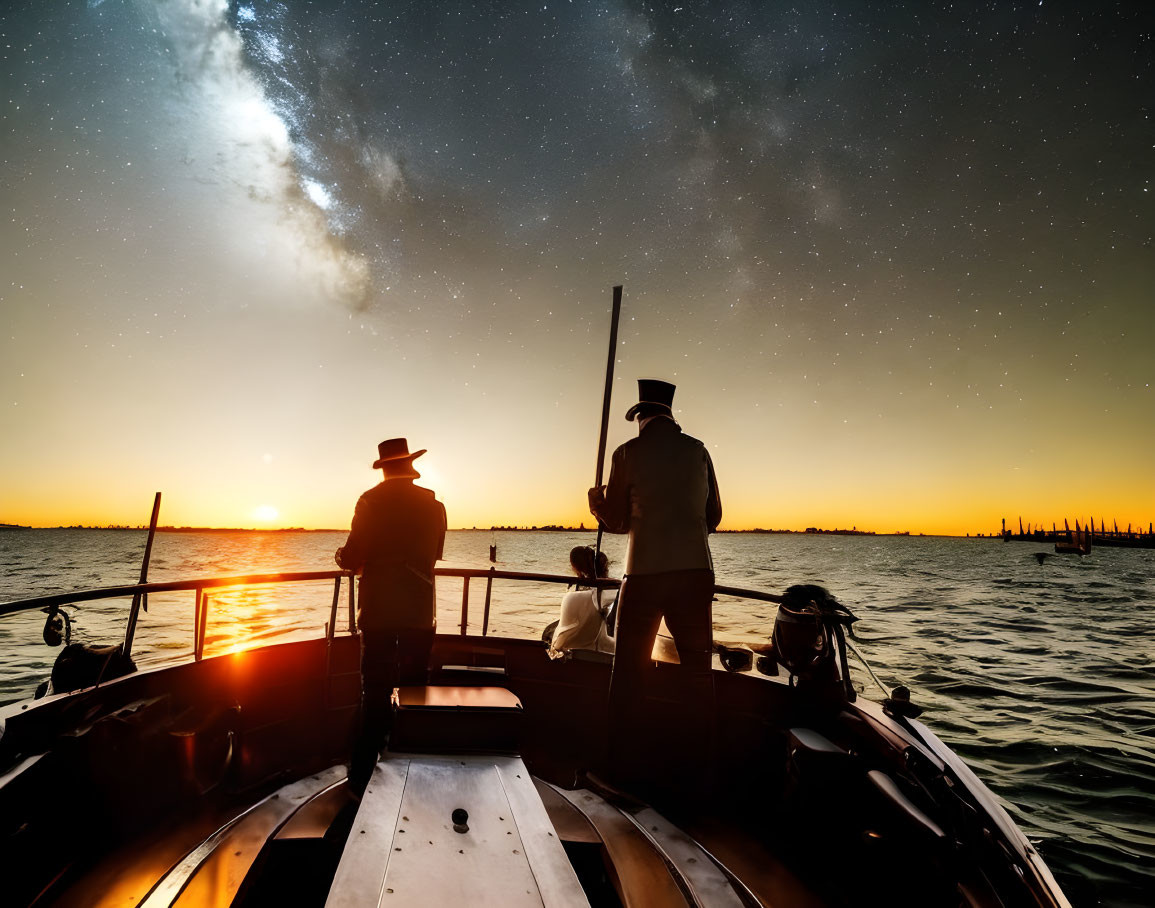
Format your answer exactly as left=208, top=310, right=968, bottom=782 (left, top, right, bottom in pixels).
left=372, top=437, right=425, bottom=481
left=625, top=378, right=675, bottom=424
left=569, top=545, right=609, bottom=579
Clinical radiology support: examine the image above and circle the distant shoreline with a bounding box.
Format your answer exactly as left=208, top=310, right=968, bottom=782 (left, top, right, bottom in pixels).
left=0, top=525, right=345, bottom=533
left=2, top=524, right=980, bottom=538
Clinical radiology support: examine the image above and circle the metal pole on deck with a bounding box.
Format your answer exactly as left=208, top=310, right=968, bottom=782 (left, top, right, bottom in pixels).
left=122, top=492, right=161, bottom=658
left=594, top=286, right=622, bottom=562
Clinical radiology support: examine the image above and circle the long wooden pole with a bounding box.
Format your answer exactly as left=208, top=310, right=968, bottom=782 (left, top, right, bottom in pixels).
left=122, top=492, right=161, bottom=656
left=594, top=286, right=623, bottom=560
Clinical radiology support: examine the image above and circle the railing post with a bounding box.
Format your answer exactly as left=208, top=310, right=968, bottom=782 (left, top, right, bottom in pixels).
left=348, top=573, right=356, bottom=634
left=196, top=591, right=209, bottom=661
left=328, top=576, right=341, bottom=641
left=325, top=577, right=341, bottom=707
left=193, top=587, right=202, bottom=660
left=481, top=568, right=494, bottom=637
left=460, top=577, right=470, bottom=636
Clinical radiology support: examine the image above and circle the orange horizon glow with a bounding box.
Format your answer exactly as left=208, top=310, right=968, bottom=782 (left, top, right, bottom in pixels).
left=4, top=440, right=1152, bottom=538
left=5, top=491, right=1151, bottom=539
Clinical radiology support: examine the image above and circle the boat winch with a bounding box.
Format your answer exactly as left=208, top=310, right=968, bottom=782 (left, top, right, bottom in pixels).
left=772, top=584, right=859, bottom=699
left=40, top=604, right=72, bottom=647
left=34, top=603, right=136, bottom=698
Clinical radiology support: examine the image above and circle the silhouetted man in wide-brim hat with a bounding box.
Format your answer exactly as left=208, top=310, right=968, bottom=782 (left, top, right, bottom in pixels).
left=336, top=437, right=446, bottom=791
left=588, top=379, right=722, bottom=790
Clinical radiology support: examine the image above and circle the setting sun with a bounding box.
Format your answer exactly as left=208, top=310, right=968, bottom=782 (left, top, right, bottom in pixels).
left=252, top=505, right=279, bottom=523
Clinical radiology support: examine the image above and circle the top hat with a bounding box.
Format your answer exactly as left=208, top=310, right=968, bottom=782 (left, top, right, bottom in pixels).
left=372, top=437, right=427, bottom=470
left=625, top=379, right=675, bottom=421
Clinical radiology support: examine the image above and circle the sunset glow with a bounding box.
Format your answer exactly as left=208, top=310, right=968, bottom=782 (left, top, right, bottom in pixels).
left=252, top=505, right=280, bottom=524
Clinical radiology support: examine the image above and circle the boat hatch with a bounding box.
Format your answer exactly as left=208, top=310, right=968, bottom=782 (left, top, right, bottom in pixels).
left=326, top=753, right=587, bottom=907
left=390, top=684, right=524, bottom=753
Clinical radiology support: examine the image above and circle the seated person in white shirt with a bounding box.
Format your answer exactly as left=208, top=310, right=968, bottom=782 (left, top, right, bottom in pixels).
left=547, top=545, right=616, bottom=659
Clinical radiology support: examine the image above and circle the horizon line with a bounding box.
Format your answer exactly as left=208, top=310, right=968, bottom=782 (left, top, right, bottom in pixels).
left=1, top=523, right=995, bottom=537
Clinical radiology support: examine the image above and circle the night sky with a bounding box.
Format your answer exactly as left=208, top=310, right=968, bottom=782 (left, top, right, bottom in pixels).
left=2, top=1, right=1152, bottom=533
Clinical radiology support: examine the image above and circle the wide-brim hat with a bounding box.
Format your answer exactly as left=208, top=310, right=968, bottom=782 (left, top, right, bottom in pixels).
left=372, top=437, right=427, bottom=470
left=625, top=379, right=675, bottom=421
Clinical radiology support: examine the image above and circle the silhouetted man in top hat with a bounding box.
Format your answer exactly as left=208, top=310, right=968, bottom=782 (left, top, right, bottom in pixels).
left=336, top=437, right=446, bottom=790
left=588, top=379, right=722, bottom=788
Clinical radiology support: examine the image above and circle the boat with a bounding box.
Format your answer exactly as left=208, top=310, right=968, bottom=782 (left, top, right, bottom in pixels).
left=1002, top=515, right=1155, bottom=549
left=1053, top=520, right=1091, bottom=556
left=0, top=566, right=1070, bottom=906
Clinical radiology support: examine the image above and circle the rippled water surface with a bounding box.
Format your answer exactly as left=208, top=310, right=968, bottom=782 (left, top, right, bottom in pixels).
left=1, top=529, right=1152, bottom=906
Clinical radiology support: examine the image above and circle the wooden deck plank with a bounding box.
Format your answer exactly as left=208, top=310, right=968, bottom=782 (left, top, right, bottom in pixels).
left=495, top=760, right=588, bottom=908
left=325, top=760, right=409, bottom=908
left=327, top=755, right=587, bottom=908
left=533, top=779, right=600, bottom=844
left=380, top=757, right=541, bottom=906
left=554, top=787, right=691, bottom=908
left=679, top=816, right=825, bottom=908
left=145, top=766, right=345, bottom=908
left=627, top=807, right=746, bottom=908
left=275, top=781, right=354, bottom=840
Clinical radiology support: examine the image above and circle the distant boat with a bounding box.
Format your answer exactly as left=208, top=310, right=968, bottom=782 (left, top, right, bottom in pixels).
left=1055, top=519, right=1091, bottom=556
left=1001, top=515, right=1154, bottom=549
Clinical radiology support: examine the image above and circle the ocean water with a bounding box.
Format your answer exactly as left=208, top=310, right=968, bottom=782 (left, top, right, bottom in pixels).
left=1, top=528, right=1152, bottom=907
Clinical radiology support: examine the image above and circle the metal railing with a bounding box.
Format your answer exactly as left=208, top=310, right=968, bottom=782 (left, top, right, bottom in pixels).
left=0, top=570, right=356, bottom=662
left=0, top=568, right=785, bottom=662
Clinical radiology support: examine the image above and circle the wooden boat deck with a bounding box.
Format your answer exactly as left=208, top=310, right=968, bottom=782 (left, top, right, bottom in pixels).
left=327, top=754, right=586, bottom=907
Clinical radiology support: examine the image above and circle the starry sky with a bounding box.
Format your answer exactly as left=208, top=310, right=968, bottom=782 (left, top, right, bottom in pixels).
left=1, top=0, right=1152, bottom=534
